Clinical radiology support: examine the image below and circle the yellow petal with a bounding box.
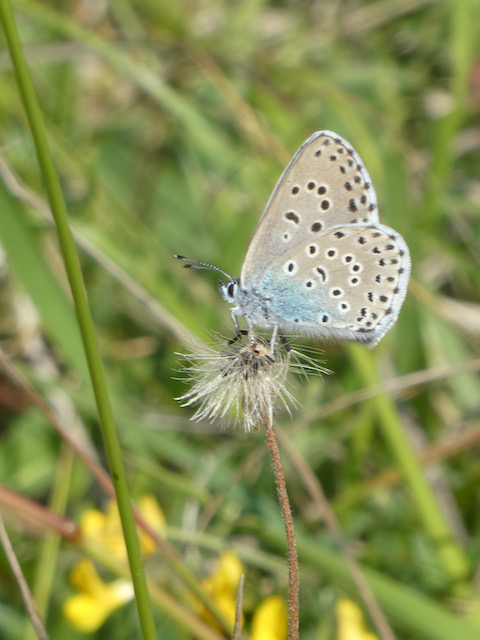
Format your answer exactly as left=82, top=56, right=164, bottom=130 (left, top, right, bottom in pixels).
left=80, top=509, right=107, bottom=538
left=251, top=595, right=287, bottom=640
left=139, top=495, right=166, bottom=530
left=65, top=561, right=134, bottom=632
left=80, top=497, right=167, bottom=559
left=197, top=551, right=245, bottom=629
left=69, top=559, right=105, bottom=595
left=80, top=503, right=126, bottom=560
left=102, top=501, right=128, bottom=559
left=64, top=593, right=110, bottom=632
left=204, top=551, right=244, bottom=597
left=216, top=592, right=238, bottom=626
left=336, top=599, right=378, bottom=640
left=138, top=494, right=166, bottom=556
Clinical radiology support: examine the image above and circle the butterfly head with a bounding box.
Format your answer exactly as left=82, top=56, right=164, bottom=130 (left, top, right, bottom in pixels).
left=219, top=277, right=240, bottom=305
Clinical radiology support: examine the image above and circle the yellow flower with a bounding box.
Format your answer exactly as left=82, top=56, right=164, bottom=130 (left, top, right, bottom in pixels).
left=63, top=559, right=134, bottom=632
left=336, top=599, right=378, bottom=640
left=198, top=551, right=244, bottom=628
left=137, top=494, right=167, bottom=555
left=64, top=495, right=165, bottom=632
left=80, top=494, right=166, bottom=560
left=251, top=595, right=287, bottom=640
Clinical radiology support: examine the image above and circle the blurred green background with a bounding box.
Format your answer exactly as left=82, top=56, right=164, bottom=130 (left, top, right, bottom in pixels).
left=1, top=1, right=480, bottom=638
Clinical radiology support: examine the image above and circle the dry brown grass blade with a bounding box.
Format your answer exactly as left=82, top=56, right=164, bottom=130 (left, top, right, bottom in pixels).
left=0, top=512, right=49, bottom=640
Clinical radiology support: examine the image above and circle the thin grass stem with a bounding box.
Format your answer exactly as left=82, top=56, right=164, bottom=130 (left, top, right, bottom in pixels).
left=0, top=2, right=157, bottom=637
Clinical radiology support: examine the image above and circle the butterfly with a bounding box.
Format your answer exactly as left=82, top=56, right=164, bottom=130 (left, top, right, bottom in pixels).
left=177, top=131, right=410, bottom=347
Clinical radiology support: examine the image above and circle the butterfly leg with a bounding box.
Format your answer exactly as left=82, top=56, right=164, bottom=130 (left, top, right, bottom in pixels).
left=279, top=333, right=292, bottom=352
left=228, top=329, right=249, bottom=345
left=228, top=307, right=248, bottom=345
left=268, top=324, right=279, bottom=356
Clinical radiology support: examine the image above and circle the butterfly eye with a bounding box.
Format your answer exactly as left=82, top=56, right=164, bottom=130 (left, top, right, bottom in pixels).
left=218, top=278, right=240, bottom=304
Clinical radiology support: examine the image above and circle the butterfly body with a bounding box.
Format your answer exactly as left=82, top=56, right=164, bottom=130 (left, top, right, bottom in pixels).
left=219, top=131, right=410, bottom=347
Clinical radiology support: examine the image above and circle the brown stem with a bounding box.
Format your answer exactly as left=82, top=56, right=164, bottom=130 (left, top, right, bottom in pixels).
left=263, top=410, right=299, bottom=640
left=0, top=512, right=49, bottom=640
left=277, top=427, right=397, bottom=640
left=232, top=574, right=245, bottom=640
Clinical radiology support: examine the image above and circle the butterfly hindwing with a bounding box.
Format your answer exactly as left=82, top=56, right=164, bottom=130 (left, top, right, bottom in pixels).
left=253, top=224, right=409, bottom=345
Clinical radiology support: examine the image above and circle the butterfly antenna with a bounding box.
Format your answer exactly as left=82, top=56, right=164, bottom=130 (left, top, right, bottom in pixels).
left=174, top=255, right=234, bottom=282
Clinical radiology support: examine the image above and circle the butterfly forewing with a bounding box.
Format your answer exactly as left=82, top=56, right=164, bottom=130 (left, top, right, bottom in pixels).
left=241, top=131, right=379, bottom=288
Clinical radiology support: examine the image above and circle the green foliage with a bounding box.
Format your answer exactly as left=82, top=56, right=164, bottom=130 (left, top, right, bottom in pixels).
left=1, top=1, right=480, bottom=639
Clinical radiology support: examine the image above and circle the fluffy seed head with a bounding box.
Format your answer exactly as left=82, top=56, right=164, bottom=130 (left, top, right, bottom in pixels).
left=177, top=334, right=327, bottom=431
